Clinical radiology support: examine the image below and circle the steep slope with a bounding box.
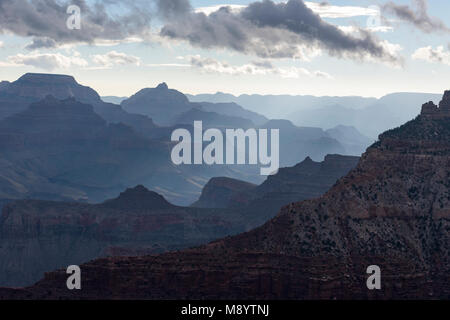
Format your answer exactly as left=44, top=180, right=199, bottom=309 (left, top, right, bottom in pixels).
left=7, top=91, right=449, bottom=299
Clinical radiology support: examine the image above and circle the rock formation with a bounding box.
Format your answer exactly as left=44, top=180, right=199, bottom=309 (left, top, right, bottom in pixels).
left=192, top=177, right=258, bottom=208
left=0, top=73, right=157, bottom=137
left=0, top=185, right=251, bottom=287
left=3, top=92, right=447, bottom=299
left=0, top=154, right=358, bottom=288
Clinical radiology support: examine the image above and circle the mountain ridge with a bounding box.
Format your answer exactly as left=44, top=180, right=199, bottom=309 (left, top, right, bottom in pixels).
left=5, top=91, right=448, bottom=299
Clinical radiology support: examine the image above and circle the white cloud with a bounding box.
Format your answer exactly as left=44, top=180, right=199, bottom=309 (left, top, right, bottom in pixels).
left=146, top=63, right=190, bottom=67
left=91, top=51, right=141, bottom=68
left=195, top=2, right=380, bottom=19
left=187, top=55, right=332, bottom=79
left=195, top=5, right=245, bottom=15
left=412, top=46, right=450, bottom=65
left=92, top=37, right=145, bottom=47
left=0, top=41, right=3, bottom=48
left=305, top=2, right=380, bottom=19
left=363, top=40, right=403, bottom=67
left=338, top=25, right=393, bottom=34
left=1, top=52, right=88, bottom=70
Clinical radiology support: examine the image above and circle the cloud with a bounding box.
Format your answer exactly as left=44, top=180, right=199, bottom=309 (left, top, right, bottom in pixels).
left=0, top=0, right=154, bottom=49
left=195, top=5, right=246, bottom=16
left=196, top=2, right=381, bottom=19
left=187, top=55, right=333, bottom=79
left=25, top=38, right=58, bottom=50
left=412, top=46, right=450, bottom=65
left=146, top=63, right=190, bottom=67
left=92, top=51, right=141, bottom=68
left=2, top=52, right=88, bottom=70
left=0, top=41, right=3, bottom=48
left=161, top=0, right=401, bottom=64
left=383, top=0, right=450, bottom=33
left=338, top=25, right=393, bottom=34
left=157, top=0, right=192, bottom=18
left=0, top=0, right=401, bottom=65
left=304, top=2, right=380, bottom=19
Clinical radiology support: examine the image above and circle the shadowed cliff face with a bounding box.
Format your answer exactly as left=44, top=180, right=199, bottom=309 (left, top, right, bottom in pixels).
left=3, top=92, right=448, bottom=300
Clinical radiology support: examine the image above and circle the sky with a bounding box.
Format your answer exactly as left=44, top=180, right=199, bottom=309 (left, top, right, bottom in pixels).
left=0, top=0, right=449, bottom=98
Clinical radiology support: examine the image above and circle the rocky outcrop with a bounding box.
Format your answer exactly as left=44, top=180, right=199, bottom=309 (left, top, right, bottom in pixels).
left=192, top=177, right=257, bottom=208
left=421, top=90, right=450, bottom=118
left=5, top=92, right=448, bottom=299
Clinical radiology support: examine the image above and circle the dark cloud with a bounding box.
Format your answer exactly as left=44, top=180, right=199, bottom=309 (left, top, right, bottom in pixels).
left=0, top=0, right=400, bottom=65
left=160, top=0, right=400, bottom=64
left=383, top=0, right=450, bottom=33
left=0, top=0, right=154, bottom=49
left=25, top=38, right=58, bottom=50
left=156, top=0, right=191, bottom=18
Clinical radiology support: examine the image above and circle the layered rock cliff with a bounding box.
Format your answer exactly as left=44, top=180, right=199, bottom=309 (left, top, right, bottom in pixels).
left=0, top=185, right=250, bottom=287
left=4, top=92, right=448, bottom=299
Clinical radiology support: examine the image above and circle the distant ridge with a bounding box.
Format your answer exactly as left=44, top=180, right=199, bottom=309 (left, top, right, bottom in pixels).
left=8, top=91, right=449, bottom=299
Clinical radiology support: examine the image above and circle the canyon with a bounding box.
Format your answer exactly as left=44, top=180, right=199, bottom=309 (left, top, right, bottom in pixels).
left=1, top=92, right=448, bottom=299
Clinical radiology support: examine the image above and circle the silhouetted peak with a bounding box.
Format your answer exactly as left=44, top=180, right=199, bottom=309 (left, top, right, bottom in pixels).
left=103, top=185, right=174, bottom=211
left=156, top=82, right=169, bottom=90
left=292, top=156, right=318, bottom=170
left=421, top=101, right=438, bottom=115
left=439, top=90, right=450, bottom=110
left=17, top=73, right=77, bottom=85
left=421, top=91, right=450, bottom=116
left=0, top=81, right=10, bottom=90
